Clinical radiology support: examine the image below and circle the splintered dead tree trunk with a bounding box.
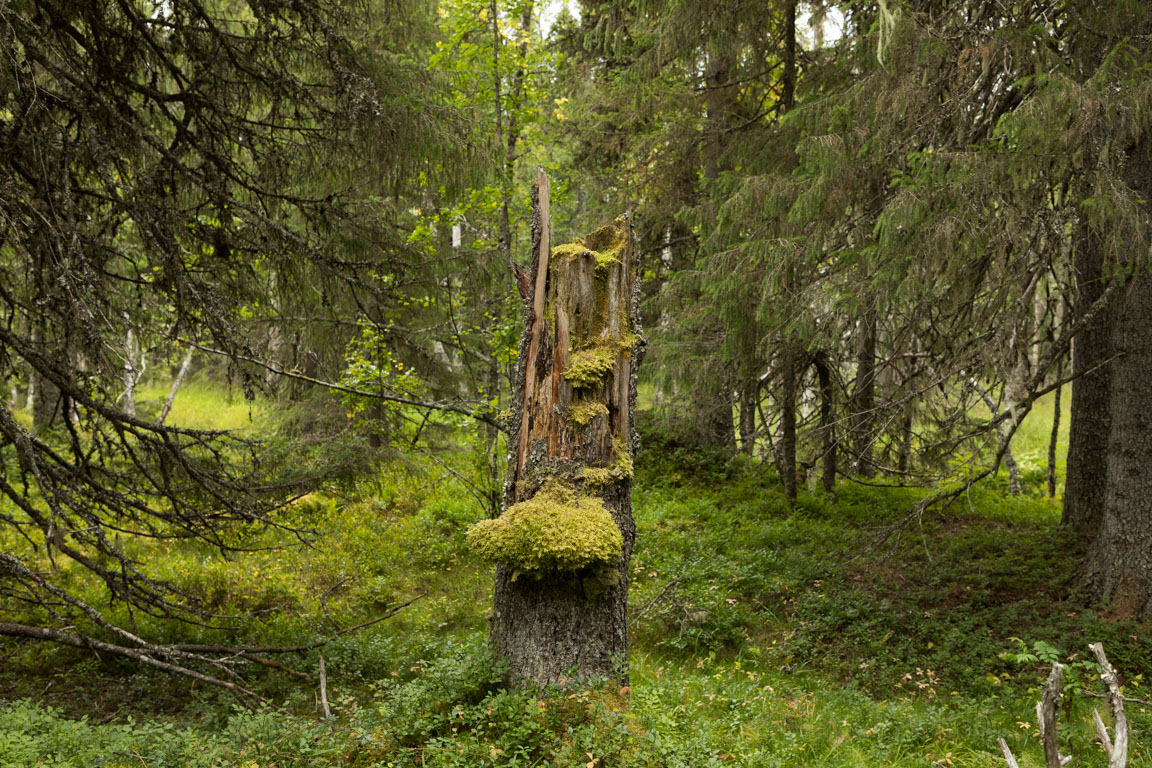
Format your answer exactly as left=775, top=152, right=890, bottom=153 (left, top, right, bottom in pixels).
left=491, top=169, right=643, bottom=686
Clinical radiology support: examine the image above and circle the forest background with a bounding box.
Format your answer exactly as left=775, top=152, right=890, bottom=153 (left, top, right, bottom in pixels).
left=2, top=0, right=1152, bottom=766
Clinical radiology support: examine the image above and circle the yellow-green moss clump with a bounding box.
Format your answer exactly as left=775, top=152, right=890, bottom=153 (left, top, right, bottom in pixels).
left=465, top=479, right=622, bottom=574
left=552, top=236, right=621, bottom=274
left=567, top=400, right=609, bottom=427
left=578, top=438, right=635, bottom=486
left=564, top=346, right=616, bottom=388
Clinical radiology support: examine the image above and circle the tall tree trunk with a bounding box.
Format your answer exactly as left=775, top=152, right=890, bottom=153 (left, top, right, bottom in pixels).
left=690, top=42, right=737, bottom=451
left=1076, top=66, right=1152, bottom=615
left=850, top=309, right=877, bottom=477
left=897, top=399, right=914, bottom=475
left=122, top=326, right=140, bottom=418
left=777, top=343, right=798, bottom=499
left=738, top=378, right=757, bottom=455
left=1063, top=223, right=1113, bottom=534
left=782, top=0, right=797, bottom=111
left=29, top=326, right=61, bottom=433
left=1078, top=272, right=1152, bottom=617
left=492, top=172, right=643, bottom=685
left=814, top=350, right=836, bottom=493
left=1048, top=363, right=1063, bottom=499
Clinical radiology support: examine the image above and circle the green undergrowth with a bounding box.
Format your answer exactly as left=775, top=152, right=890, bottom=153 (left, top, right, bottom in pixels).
left=4, top=387, right=1152, bottom=767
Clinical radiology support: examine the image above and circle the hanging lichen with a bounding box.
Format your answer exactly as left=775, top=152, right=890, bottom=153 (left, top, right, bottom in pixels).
left=466, top=479, right=623, bottom=574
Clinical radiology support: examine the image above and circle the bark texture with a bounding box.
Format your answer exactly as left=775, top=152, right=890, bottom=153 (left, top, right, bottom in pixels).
left=1078, top=268, right=1152, bottom=617
left=1075, top=23, right=1152, bottom=615
left=1063, top=223, right=1113, bottom=534
left=492, top=170, right=643, bottom=686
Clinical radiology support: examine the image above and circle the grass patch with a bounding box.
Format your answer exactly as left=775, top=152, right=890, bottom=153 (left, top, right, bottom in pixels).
left=3, top=385, right=1151, bottom=767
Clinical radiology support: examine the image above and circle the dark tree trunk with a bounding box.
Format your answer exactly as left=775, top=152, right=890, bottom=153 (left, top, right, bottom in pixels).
left=814, top=350, right=836, bottom=493
left=1075, top=68, right=1152, bottom=615
left=777, top=343, right=798, bottom=499
left=492, top=171, right=643, bottom=686
left=694, top=379, right=735, bottom=450
left=738, top=378, right=757, bottom=455
left=850, top=310, right=877, bottom=477
left=1048, top=362, right=1063, bottom=500
left=782, top=0, right=797, bottom=111
left=1063, top=224, right=1113, bottom=535
left=897, top=400, right=914, bottom=475
left=1078, top=272, right=1152, bottom=617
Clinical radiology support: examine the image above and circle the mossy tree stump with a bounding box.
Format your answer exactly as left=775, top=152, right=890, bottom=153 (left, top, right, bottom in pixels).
left=482, top=169, right=643, bottom=686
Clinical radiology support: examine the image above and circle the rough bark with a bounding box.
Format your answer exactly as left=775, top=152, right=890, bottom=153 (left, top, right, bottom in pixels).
left=492, top=170, right=643, bottom=686
left=1078, top=270, right=1152, bottom=617
left=1063, top=223, right=1113, bottom=534
left=1076, top=30, right=1152, bottom=615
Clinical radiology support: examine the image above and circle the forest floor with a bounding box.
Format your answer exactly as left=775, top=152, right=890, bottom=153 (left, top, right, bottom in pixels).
left=1, top=383, right=1149, bottom=767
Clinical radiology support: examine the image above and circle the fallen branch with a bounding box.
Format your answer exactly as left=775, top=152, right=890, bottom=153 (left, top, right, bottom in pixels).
left=0, top=592, right=426, bottom=704
left=1091, top=642, right=1128, bottom=768
left=997, top=642, right=1128, bottom=767
left=0, top=621, right=261, bottom=704
left=629, top=578, right=681, bottom=626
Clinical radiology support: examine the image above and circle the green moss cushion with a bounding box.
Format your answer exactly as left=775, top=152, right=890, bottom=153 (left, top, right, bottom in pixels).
left=466, top=479, right=623, bottom=574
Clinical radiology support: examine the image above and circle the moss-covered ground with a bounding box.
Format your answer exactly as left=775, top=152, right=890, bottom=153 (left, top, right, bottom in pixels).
left=3, top=385, right=1150, bottom=767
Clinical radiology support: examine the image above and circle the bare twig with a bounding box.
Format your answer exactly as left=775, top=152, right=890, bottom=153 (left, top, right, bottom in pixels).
left=629, top=578, right=681, bottom=626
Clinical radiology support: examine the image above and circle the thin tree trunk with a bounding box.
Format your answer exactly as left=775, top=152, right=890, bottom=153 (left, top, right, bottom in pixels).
left=739, top=379, right=757, bottom=455
left=1048, top=361, right=1063, bottom=499
left=777, top=343, right=798, bottom=499
left=782, top=0, right=797, bottom=111
left=851, top=310, right=877, bottom=477
left=898, top=400, right=914, bottom=475
left=122, top=327, right=139, bottom=418
left=492, top=172, right=643, bottom=685
left=814, top=350, right=836, bottom=493
left=157, top=350, right=194, bottom=426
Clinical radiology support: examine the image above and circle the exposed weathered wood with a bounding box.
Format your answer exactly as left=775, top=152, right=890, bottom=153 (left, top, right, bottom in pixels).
left=1091, top=642, right=1128, bottom=768
left=514, top=167, right=551, bottom=499
left=493, top=171, right=643, bottom=686
left=1038, top=662, right=1065, bottom=768
left=997, top=737, right=1020, bottom=768
left=318, top=655, right=331, bottom=718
